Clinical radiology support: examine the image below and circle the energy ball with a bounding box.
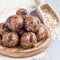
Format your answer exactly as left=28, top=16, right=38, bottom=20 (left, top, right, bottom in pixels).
left=37, top=24, right=47, bottom=41
left=24, top=15, right=41, bottom=32
left=16, top=8, right=28, bottom=19
left=2, top=32, right=19, bottom=48
left=21, top=32, right=37, bottom=49
left=0, top=23, right=10, bottom=35
left=6, top=15, right=23, bottom=31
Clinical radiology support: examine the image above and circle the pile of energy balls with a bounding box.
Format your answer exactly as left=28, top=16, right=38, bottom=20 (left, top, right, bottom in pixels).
left=0, top=8, right=47, bottom=49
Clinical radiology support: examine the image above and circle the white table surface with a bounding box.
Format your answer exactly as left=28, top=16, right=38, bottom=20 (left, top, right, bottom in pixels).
left=0, top=0, right=60, bottom=60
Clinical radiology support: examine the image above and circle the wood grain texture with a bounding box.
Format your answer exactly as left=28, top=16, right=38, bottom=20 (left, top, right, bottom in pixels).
left=0, top=23, right=51, bottom=58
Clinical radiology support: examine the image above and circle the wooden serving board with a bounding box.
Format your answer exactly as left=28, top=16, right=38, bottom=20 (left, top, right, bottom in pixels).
left=0, top=23, right=51, bottom=58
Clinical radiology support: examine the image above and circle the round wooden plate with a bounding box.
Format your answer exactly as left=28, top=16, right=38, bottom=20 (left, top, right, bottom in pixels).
left=0, top=9, right=51, bottom=58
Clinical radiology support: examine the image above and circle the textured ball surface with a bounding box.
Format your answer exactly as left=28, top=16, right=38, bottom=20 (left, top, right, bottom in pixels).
left=6, top=15, right=23, bottom=31
left=37, top=24, right=47, bottom=41
left=21, top=32, right=37, bottom=49
left=2, top=32, right=19, bottom=47
left=25, top=15, right=40, bottom=32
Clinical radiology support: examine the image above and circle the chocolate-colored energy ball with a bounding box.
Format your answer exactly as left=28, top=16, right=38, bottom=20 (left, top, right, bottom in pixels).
left=6, top=15, right=23, bottom=31
left=0, top=23, right=10, bottom=35
left=24, top=15, right=40, bottom=32
left=37, top=24, right=47, bottom=41
left=2, top=32, right=19, bottom=47
left=21, top=32, right=37, bottom=49
left=16, top=8, right=28, bottom=19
